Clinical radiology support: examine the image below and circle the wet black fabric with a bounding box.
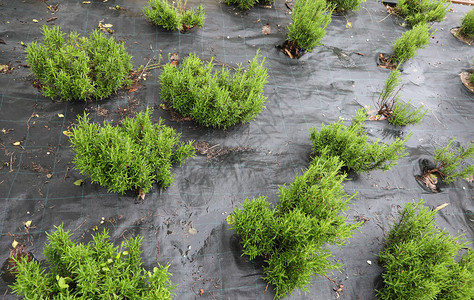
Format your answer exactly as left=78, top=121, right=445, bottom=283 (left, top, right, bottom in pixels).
left=0, top=0, right=472, bottom=299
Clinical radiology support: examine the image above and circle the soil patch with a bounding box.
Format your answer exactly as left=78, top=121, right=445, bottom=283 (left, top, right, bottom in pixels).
left=278, top=40, right=303, bottom=59
left=450, top=27, right=474, bottom=46
left=460, top=71, right=474, bottom=93
left=377, top=53, right=397, bottom=70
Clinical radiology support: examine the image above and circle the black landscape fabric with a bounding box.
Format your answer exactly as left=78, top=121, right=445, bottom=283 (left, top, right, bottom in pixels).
left=0, top=0, right=473, bottom=299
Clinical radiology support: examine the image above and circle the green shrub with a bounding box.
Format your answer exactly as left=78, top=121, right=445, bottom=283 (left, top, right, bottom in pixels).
left=143, top=0, right=205, bottom=32
left=11, top=225, right=176, bottom=299
left=430, top=138, right=473, bottom=184
left=287, top=0, right=333, bottom=52
left=471, top=72, right=474, bottom=85
left=460, top=9, right=474, bottom=38
left=26, top=25, right=132, bottom=101
left=160, top=51, right=268, bottom=129
left=395, top=0, right=450, bottom=26
left=225, top=0, right=275, bottom=10
left=377, top=69, right=427, bottom=126
left=69, top=107, right=195, bottom=194
left=392, top=23, right=431, bottom=65
left=378, top=201, right=473, bottom=300
left=229, top=155, right=360, bottom=299
left=327, top=0, right=365, bottom=13
left=310, top=108, right=411, bottom=172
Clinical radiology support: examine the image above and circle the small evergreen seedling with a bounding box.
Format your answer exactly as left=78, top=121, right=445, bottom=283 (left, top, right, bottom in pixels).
left=11, top=225, right=176, bottom=299
left=377, top=69, right=427, bottom=126
left=70, top=107, right=195, bottom=194
left=286, top=0, right=333, bottom=53
left=225, top=0, right=275, bottom=10
left=391, top=23, right=431, bottom=65
left=229, top=154, right=361, bottom=299
left=310, top=108, right=411, bottom=172
left=26, top=26, right=132, bottom=101
left=460, top=9, right=474, bottom=39
left=378, top=201, right=473, bottom=300
left=143, top=0, right=205, bottom=32
left=327, top=0, right=365, bottom=13
left=395, top=0, right=450, bottom=26
left=160, top=51, right=268, bottom=129
left=428, top=138, right=474, bottom=184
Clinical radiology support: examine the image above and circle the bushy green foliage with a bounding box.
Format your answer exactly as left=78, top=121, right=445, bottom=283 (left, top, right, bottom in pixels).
left=432, top=138, right=473, bottom=183
left=11, top=225, right=176, bottom=299
left=69, top=107, right=195, bottom=194
left=378, top=201, right=473, bottom=300
left=225, top=0, right=275, bottom=10
left=26, top=25, right=132, bottom=101
left=377, top=69, right=427, bottom=126
left=395, top=0, right=449, bottom=26
left=310, top=108, right=411, bottom=172
left=143, top=0, right=205, bottom=31
left=390, top=100, right=427, bottom=126
left=471, top=72, right=474, bottom=85
left=160, top=51, right=268, bottom=129
left=460, top=9, right=474, bottom=38
left=229, top=155, right=361, bottom=299
left=392, top=23, right=431, bottom=64
left=287, top=0, right=333, bottom=52
left=327, top=0, right=365, bottom=13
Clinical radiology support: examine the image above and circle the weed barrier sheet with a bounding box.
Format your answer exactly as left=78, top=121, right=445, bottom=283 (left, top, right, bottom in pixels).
left=0, top=0, right=473, bottom=299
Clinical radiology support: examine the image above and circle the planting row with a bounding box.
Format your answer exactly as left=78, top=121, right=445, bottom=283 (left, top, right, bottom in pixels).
left=6, top=0, right=473, bottom=299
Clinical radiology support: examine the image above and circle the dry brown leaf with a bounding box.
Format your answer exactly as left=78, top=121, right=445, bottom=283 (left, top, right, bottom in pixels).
left=434, top=203, right=449, bottom=211
left=262, top=23, right=271, bottom=35
left=199, top=289, right=204, bottom=296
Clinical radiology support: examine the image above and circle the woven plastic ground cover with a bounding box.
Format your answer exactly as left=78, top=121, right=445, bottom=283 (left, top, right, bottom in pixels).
left=0, top=0, right=472, bottom=299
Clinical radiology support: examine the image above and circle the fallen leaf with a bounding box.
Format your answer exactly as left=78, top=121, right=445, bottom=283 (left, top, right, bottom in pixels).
left=466, top=174, right=473, bottom=183
left=82, top=1, right=91, bottom=3
left=188, top=227, right=197, bottom=235
left=32, top=19, right=39, bottom=23
left=13, top=141, right=21, bottom=146
left=57, top=113, right=64, bottom=118
left=199, top=289, right=204, bottom=296
left=345, top=22, right=352, bottom=29
left=46, top=174, right=52, bottom=179
left=20, top=41, right=26, bottom=47
left=434, top=203, right=449, bottom=211
left=63, top=130, right=73, bottom=136
left=262, top=23, right=271, bottom=35
left=24, top=220, right=32, bottom=228
left=73, top=179, right=85, bottom=186
left=12, top=240, right=18, bottom=249
left=0, top=64, right=8, bottom=72
left=129, top=87, right=138, bottom=93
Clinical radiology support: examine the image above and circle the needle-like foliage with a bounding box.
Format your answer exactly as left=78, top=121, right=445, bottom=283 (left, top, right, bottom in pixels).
left=391, top=23, right=432, bottom=65
left=377, top=69, right=427, bottom=126
left=431, top=138, right=474, bottom=184
left=11, top=225, right=176, bottom=299
left=160, top=51, right=268, bottom=129
left=69, top=107, right=195, bottom=194
left=287, top=0, right=333, bottom=52
left=26, top=25, right=132, bottom=101
left=225, top=0, right=275, bottom=10
left=460, top=9, right=474, bottom=39
left=143, top=0, right=205, bottom=32
left=378, top=201, right=473, bottom=300
left=229, top=154, right=361, bottom=299
left=310, top=108, right=411, bottom=172
left=327, top=0, right=365, bottom=13
left=395, top=0, right=450, bottom=26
